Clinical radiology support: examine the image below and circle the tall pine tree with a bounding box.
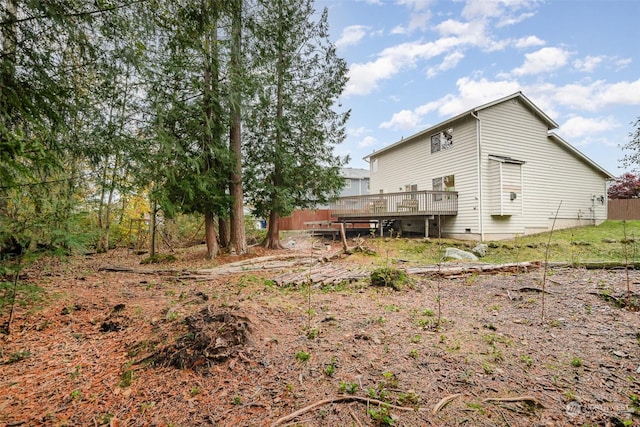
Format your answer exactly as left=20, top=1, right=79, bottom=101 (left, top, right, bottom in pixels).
left=244, top=0, right=349, bottom=249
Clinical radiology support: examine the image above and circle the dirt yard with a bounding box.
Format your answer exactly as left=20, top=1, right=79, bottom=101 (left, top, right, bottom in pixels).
left=1, top=236, right=639, bottom=427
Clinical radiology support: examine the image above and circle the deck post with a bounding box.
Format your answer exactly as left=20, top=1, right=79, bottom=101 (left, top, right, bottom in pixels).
left=425, top=217, right=428, bottom=238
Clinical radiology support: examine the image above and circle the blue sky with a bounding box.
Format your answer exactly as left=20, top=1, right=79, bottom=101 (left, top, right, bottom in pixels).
left=318, top=0, right=640, bottom=177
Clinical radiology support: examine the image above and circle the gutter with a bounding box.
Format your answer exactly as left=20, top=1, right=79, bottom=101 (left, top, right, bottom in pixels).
left=471, top=111, right=484, bottom=241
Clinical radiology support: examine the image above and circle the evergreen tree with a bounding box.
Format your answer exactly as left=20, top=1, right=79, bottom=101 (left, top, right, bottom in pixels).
left=244, top=0, right=349, bottom=249
left=143, top=0, right=233, bottom=259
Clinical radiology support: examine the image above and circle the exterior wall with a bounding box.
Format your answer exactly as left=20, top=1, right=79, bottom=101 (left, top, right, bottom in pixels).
left=477, top=99, right=608, bottom=239
left=369, top=115, right=480, bottom=236
left=341, top=177, right=369, bottom=197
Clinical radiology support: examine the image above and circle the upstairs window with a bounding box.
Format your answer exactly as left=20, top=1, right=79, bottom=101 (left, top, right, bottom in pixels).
left=430, top=128, right=453, bottom=153
left=344, top=178, right=351, bottom=189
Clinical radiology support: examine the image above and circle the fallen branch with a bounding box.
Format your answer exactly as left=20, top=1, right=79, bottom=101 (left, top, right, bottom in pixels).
left=271, top=395, right=427, bottom=427
left=406, top=262, right=539, bottom=277
left=432, top=393, right=461, bottom=415
left=483, top=396, right=544, bottom=408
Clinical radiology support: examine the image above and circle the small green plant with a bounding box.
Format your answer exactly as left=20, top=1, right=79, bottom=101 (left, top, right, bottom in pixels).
left=408, top=349, right=419, bottom=359
left=397, top=392, right=419, bottom=406
left=571, top=357, right=583, bottom=367
left=324, top=358, right=337, bottom=376
left=338, top=381, right=358, bottom=394
left=482, top=363, right=494, bottom=374
left=422, top=308, right=435, bottom=316
left=295, top=350, right=310, bottom=363
left=306, top=327, right=319, bottom=340
left=629, top=393, right=640, bottom=414
left=409, top=334, right=421, bottom=343
left=6, top=350, right=31, bottom=364
left=466, top=402, right=487, bottom=415
left=98, top=413, right=114, bottom=425
left=70, top=366, right=81, bottom=380
left=190, top=386, right=202, bottom=397
left=118, top=369, right=134, bottom=387
left=367, top=405, right=394, bottom=425
left=381, top=371, right=399, bottom=388
left=165, top=310, right=179, bottom=321
left=232, top=395, right=242, bottom=405
left=370, top=267, right=409, bottom=290
left=520, top=354, right=533, bottom=368
left=70, top=389, right=82, bottom=399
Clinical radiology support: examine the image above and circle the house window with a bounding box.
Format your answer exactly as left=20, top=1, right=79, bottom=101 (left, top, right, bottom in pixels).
left=444, top=175, right=455, bottom=192
left=430, top=128, right=453, bottom=153
left=344, top=178, right=351, bottom=189
left=372, top=158, right=379, bottom=173
left=433, top=175, right=455, bottom=201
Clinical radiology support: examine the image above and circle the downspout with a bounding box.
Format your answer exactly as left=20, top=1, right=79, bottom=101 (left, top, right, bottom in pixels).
left=471, top=111, right=484, bottom=241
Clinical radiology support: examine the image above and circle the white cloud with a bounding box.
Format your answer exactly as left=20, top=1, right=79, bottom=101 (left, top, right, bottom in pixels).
left=348, top=126, right=368, bottom=137
left=514, top=35, right=545, bottom=49
left=615, top=57, right=632, bottom=70
left=345, top=38, right=460, bottom=96
left=511, top=47, right=570, bottom=76
left=426, top=51, right=464, bottom=78
left=357, top=135, right=378, bottom=148
left=573, top=55, right=604, bottom=73
left=380, top=109, right=422, bottom=130
left=560, top=116, right=619, bottom=139
left=462, top=0, right=538, bottom=27
left=336, top=25, right=369, bottom=49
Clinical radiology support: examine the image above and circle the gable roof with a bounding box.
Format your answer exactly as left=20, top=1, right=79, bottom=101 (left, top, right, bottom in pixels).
left=365, top=91, right=557, bottom=160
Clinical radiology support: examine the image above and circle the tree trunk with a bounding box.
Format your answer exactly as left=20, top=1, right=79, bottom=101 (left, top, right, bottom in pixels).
left=228, top=0, right=246, bottom=255
left=150, top=200, right=157, bottom=257
left=204, top=210, right=219, bottom=259
left=219, top=215, right=230, bottom=249
left=262, top=210, right=283, bottom=249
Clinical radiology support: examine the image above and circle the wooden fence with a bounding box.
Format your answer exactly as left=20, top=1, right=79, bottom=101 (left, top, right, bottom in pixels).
left=608, top=199, right=640, bottom=220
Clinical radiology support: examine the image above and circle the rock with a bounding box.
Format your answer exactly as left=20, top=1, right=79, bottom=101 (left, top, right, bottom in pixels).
left=472, top=243, right=488, bottom=257
left=602, top=238, right=617, bottom=243
left=444, top=247, right=478, bottom=261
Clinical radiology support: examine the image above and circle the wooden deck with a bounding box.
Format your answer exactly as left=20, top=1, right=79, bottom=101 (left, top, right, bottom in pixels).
left=329, top=190, right=458, bottom=220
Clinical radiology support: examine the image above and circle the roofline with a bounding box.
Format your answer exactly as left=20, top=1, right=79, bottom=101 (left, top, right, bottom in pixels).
left=548, top=133, right=615, bottom=179
left=364, top=91, right=558, bottom=161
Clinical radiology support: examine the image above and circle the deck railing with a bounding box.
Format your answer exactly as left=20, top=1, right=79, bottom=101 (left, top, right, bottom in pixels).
left=329, top=190, right=458, bottom=218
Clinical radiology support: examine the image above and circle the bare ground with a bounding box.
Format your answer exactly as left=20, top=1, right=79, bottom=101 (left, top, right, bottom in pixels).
left=1, top=236, right=639, bottom=427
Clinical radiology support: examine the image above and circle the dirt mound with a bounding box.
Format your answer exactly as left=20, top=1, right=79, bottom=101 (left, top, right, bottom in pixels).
left=155, top=307, right=252, bottom=371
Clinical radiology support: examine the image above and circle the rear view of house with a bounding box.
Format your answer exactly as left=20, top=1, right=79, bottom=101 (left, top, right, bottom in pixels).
left=335, top=92, right=613, bottom=240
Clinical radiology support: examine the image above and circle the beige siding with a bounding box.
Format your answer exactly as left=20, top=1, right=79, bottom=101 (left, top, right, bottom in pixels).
left=478, top=99, right=608, bottom=239
left=369, top=94, right=609, bottom=240
left=369, top=116, right=480, bottom=234
left=488, top=161, right=522, bottom=216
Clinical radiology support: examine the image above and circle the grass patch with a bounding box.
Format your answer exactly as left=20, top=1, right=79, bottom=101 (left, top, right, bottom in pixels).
left=359, top=221, right=640, bottom=265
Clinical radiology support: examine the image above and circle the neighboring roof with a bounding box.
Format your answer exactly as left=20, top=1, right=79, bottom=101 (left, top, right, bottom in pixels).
left=365, top=91, right=558, bottom=160
left=548, top=133, right=615, bottom=179
left=340, top=167, right=369, bottom=179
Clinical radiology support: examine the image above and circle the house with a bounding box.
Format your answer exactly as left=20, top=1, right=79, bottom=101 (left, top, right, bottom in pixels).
left=330, top=92, right=613, bottom=240
left=339, top=167, right=370, bottom=197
